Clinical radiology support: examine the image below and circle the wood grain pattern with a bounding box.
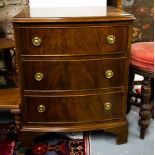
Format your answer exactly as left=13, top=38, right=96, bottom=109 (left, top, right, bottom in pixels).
left=18, top=26, right=128, bottom=55
left=21, top=57, right=128, bottom=90
left=23, top=91, right=124, bottom=123
left=12, top=5, right=135, bottom=145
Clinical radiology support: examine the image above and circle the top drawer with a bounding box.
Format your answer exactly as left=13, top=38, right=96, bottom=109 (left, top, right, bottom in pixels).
left=18, top=25, right=128, bottom=55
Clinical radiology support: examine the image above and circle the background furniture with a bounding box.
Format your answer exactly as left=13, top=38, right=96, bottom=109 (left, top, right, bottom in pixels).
left=0, top=88, right=20, bottom=127
left=123, top=0, right=154, bottom=139
left=12, top=4, right=134, bottom=147
left=0, top=38, right=17, bottom=87
left=0, top=38, right=19, bottom=131
left=127, top=42, right=154, bottom=139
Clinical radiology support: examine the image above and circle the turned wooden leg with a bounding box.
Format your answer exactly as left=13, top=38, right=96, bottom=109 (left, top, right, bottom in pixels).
left=10, top=108, right=21, bottom=129
left=150, top=78, right=154, bottom=118
left=138, top=78, right=152, bottom=139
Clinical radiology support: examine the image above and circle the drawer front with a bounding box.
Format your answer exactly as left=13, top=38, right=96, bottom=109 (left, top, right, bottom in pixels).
left=23, top=92, right=124, bottom=123
left=22, top=58, right=128, bottom=90
left=19, top=26, right=128, bottom=55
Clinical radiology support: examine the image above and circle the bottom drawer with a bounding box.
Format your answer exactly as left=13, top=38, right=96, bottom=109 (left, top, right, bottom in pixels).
left=23, top=92, right=124, bottom=123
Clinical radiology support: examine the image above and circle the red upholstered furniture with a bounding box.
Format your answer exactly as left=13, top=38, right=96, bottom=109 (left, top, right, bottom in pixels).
left=127, top=42, right=154, bottom=139
left=131, top=42, right=154, bottom=72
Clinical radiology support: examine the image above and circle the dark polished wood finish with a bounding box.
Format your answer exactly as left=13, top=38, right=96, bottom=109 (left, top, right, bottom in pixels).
left=18, top=26, right=128, bottom=55
left=13, top=5, right=134, bottom=146
left=22, top=58, right=127, bottom=90
left=24, top=91, right=124, bottom=123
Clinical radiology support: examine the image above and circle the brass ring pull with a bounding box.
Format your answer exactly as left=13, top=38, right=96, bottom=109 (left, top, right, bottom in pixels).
left=105, top=70, right=113, bottom=79
left=35, top=72, right=43, bottom=81
left=32, top=36, right=42, bottom=46
left=104, top=102, right=112, bottom=111
left=107, top=35, right=116, bottom=45
left=37, top=104, right=46, bottom=113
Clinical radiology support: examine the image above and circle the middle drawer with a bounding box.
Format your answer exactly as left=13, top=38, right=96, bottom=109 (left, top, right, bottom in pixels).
left=21, top=57, right=128, bottom=91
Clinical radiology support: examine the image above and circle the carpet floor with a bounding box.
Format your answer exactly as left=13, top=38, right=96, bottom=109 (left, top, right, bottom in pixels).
left=91, top=106, right=154, bottom=155
left=0, top=127, right=90, bottom=155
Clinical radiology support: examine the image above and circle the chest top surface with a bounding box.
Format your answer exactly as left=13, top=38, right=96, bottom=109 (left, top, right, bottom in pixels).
left=13, top=6, right=134, bottom=23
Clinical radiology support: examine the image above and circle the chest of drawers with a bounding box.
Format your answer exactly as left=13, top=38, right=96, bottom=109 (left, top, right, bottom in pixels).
left=13, top=6, right=134, bottom=146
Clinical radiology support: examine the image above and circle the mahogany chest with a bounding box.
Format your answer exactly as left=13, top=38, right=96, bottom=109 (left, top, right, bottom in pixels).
left=13, top=6, right=134, bottom=145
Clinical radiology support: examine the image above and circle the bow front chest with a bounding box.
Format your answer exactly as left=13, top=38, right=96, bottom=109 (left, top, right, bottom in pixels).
left=13, top=6, right=134, bottom=145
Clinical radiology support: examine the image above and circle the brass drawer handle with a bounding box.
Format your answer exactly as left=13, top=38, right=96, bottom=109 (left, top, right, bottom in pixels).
left=105, top=70, right=113, bottom=79
left=104, top=102, right=112, bottom=111
left=107, top=35, right=116, bottom=44
left=37, top=104, right=46, bottom=113
left=35, top=72, right=43, bottom=81
left=32, top=36, right=42, bottom=46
